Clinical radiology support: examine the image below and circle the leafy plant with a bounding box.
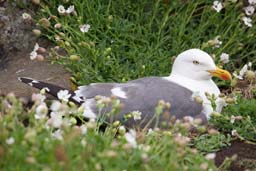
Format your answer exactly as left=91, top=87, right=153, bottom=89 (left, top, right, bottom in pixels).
left=210, top=97, right=256, bottom=141
left=193, top=133, right=232, bottom=153
left=35, top=0, right=256, bottom=86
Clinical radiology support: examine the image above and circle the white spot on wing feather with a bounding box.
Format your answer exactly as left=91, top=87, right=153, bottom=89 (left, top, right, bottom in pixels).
left=111, top=87, right=127, bottom=99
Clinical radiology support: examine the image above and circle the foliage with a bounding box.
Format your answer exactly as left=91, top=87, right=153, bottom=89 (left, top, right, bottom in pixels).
left=0, top=94, right=217, bottom=171
left=210, top=97, right=256, bottom=141
left=193, top=133, right=232, bottom=154
left=36, top=0, right=256, bottom=86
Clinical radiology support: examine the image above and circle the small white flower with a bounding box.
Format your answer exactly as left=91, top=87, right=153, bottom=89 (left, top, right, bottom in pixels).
left=147, top=128, right=154, bottom=135
left=57, top=90, right=71, bottom=102
left=52, top=129, right=63, bottom=140
left=248, top=62, right=252, bottom=68
left=220, top=53, right=229, bottom=63
left=35, top=102, right=48, bottom=120
left=212, top=1, right=223, bottom=13
left=231, top=129, right=238, bottom=136
left=57, top=5, right=66, bottom=14
left=215, top=97, right=227, bottom=113
left=205, top=153, right=216, bottom=160
left=242, top=17, right=252, bottom=27
left=81, top=139, right=87, bottom=146
left=230, top=115, right=235, bottom=124
left=80, top=24, right=91, bottom=33
left=131, top=111, right=142, bottom=121
left=80, top=124, right=87, bottom=135
left=6, top=137, right=15, bottom=145
left=32, top=93, right=46, bottom=103
left=125, top=129, right=137, bottom=148
left=66, top=5, right=75, bottom=14
left=30, top=43, right=40, bottom=60
left=244, top=6, right=255, bottom=16
left=22, top=13, right=31, bottom=20
left=49, top=112, right=63, bottom=128
left=33, top=43, right=39, bottom=51
left=249, top=0, right=256, bottom=5
left=233, top=64, right=248, bottom=80
left=30, top=51, right=37, bottom=60
left=50, top=100, right=62, bottom=111
left=208, top=36, right=222, bottom=48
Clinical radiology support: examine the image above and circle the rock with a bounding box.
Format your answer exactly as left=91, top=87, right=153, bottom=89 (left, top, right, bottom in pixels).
left=0, top=1, right=71, bottom=98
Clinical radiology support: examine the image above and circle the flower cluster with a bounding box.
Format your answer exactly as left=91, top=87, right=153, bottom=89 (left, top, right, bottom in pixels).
left=242, top=0, right=256, bottom=27
left=30, top=43, right=47, bottom=61
left=57, top=5, right=76, bottom=15
left=233, top=62, right=254, bottom=80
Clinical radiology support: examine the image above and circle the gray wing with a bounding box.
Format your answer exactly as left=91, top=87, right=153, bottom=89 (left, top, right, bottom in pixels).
left=76, top=77, right=203, bottom=127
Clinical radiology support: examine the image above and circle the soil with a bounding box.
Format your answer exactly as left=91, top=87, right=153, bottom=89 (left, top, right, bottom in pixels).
left=215, top=140, right=256, bottom=171
left=0, top=1, right=70, bottom=98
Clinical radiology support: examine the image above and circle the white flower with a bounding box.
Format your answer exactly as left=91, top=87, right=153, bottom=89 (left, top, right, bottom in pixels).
left=57, top=5, right=66, bottom=14
left=58, top=5, right=75, bottom=15
left=32, top=93, right=46, bottom=103
left=30, top=43, right=40, bottom=60
left=66, top=5, right=75, bottom=14
left=147, top=128, right=154, bottom=135
left=52, top=129, right=63, bottom=140
left=125, top=129, right=137, bottom=148
left=49, top=112, right=63, bottom=128
left=131, top=111, right=142, bottom=121
left=208, top=36, right=222, bottom=48
left=33, top=43, right=39, bottom=51
left=248, top=62, right=252, bottom=68
left=35, top=102, right=48, bottom=120
left=81, top=139, right=87, bottom=146
left=30, top=51, right=37, bottom=60
left=220, top=53, right=229, bottom=63
left=212, top=1, right=223, bottom=13
left=242, top=17, right=252, bottom=27
left=215, top=97, right=227, bottom=113
left=244, top=6, right=255, bottom=16
left=80, top=24, right=91, bottom=33
left=80, top=124, right=87, bottom=135
left=205, top=153, right=216, bottom=160
left=6, top=137, right=15, bottom=145
left=231, top=129, right=238, bottom=136
left=230, top=115, right=235, bottom=124
left=50, top=100, right=62, bottom=111
left=22, top=13, right=31, bottom=20
left=233, top=63, right=248, bottom=79
left=249, top=0, right=256, bottom=5
left=57, top=90, right=71, bottom=102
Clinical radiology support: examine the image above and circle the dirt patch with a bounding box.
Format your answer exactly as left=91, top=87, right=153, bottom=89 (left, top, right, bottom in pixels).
left=0, top=1, right=70, bottom=98
left=215, top=140, right=256, bottom=171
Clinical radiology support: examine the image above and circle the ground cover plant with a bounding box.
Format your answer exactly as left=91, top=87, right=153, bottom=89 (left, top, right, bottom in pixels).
left=0, top=93, right=217, bottom=171
left=1, top=0, right=256, bottom=170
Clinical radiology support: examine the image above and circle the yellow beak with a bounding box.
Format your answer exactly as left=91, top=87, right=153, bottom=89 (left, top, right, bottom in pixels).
left=208, top=67, right=232, bottom=80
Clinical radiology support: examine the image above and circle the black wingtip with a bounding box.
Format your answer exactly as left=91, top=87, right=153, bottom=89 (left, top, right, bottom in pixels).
left=18, top=77, right=37, bottom=85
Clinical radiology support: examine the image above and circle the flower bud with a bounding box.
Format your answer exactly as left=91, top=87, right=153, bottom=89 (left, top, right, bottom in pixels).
left=39, top=18, right=50, bottom=28
left=70, top=55, right=80, bottom=61
left=32, top=29, right=41, bottom=36
left=245, top=70, right=255, bottom=80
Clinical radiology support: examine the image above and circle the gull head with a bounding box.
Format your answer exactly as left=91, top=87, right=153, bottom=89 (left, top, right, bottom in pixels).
left=171, top=49, right=231, bottom=81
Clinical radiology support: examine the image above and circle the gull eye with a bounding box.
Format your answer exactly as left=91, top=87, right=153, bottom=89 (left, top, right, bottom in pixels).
left=193, top=60, right=200, bottom=65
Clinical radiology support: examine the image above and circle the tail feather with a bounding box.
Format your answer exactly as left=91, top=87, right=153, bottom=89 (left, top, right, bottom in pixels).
left=18, top=77, right=82, bottom=104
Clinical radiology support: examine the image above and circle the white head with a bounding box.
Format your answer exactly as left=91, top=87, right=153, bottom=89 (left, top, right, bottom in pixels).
left=171, top=49, right=231, bottom=81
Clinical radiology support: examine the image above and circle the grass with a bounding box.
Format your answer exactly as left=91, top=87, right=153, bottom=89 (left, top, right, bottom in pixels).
left=36, top=0, right=256, bottom=86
